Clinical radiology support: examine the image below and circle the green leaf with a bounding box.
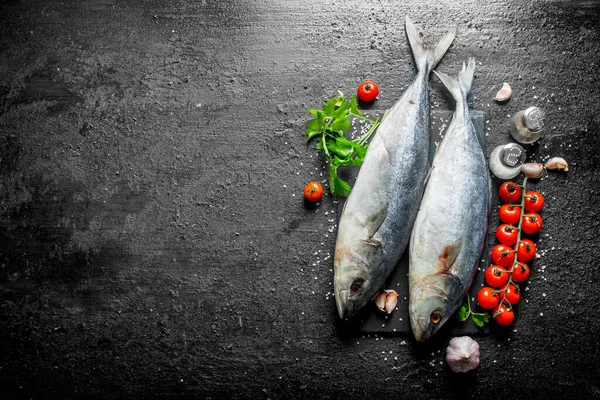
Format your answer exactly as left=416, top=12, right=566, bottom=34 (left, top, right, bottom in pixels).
left=472, top=315, right=485, bottom=327
left=350, top=95, right=363, bottom=117
left=329, top=164, right=351, bottom=196
left=473, top=312, right=490, bottom=326
left=348, top=140, right=368, bottom=158
left=456, top=304, right=469, bottom=322
left=330, top=115, right=351, bottom=133
left=322, top=97, right=337, bottom=116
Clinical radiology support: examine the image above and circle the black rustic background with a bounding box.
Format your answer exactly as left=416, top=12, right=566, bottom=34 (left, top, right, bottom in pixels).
left=1, top=0, right=599, bottom=399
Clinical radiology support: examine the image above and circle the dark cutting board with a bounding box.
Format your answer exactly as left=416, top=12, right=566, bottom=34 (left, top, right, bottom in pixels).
left=337, top=110, right=487, bottom=336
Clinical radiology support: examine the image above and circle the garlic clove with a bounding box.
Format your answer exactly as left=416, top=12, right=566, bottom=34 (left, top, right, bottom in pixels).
left=446, top=336, right=480, bottom=373
left=494, top=82, right=512, bottom=102
left=374, top=291, right=387, bottom=312
left=384, top=289, right=398, bottom=314
left=521, top=162, right=544, bottom=179
left=545, top=156, right=569, bottom=172
left=374, top=290, right=398, bottom=314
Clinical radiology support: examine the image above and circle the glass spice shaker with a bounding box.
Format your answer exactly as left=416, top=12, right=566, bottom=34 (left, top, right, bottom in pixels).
left=489, top=143, right=527, bottom=179
left=510, top=106, right=546, bottom=144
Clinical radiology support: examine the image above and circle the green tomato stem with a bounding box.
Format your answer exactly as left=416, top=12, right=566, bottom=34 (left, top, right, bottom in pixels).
left=501, top=176, right=528, bottom=308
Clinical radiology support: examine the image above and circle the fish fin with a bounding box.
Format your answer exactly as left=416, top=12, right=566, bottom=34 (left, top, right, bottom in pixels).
left=381, top=108, right=392, bottom=123
left=433, top=57, right=475, bottom=102
left=349, top=239, right=383, bottom=266
left=405, top=16, right=457, bottom=73
left=364, top=207, right=388, bottom=239
left=436, top=240, right=462, bottom=274
left=420, top=166, right=435, bottom=199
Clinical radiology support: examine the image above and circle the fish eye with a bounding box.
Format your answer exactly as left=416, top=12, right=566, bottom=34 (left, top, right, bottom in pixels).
left=350, top=280, right=364, bottom=294
left=430, top=311, right=442, bottom=324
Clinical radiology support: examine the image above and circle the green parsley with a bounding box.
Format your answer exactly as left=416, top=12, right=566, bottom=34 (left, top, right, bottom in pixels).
left=305, top=92, right=380, bottom=196
left=457, top=295, right=490, bottom=328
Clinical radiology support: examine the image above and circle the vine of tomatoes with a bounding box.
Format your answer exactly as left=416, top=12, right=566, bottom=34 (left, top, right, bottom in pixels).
left=477, top=177, right=545, bottom=326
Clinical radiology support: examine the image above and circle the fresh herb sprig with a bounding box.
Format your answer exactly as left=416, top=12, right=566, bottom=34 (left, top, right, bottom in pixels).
left=305, top=92, right=380, bottom=196
left=457, top=295, right=490, bottom=328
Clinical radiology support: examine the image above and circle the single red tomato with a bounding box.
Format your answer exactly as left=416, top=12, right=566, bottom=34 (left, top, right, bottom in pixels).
left=493, top=303, right=515, bottom=326
left=498, top=181, right=522, bottom=203
left=524, top=191, right=545, bottom=212
left=512, top=261, right=531, bottom=283
left=516, top=239, right=537, bottom=261
left=477, top=287, right=500, bottom=309
left=357, top=81, right=379, bottom=102
left=490, top=244, right=515, bottom=267
left=504, top=283, right=521, bottom=305
left=522, top=212, right=543, bottom=234
left=304, top=181, right=324, bottom=202
left=499, top=204, right=521, bottom=225
left=496, top=224, right=518, bottom=245
left=485, top=265, right=510, bottom=288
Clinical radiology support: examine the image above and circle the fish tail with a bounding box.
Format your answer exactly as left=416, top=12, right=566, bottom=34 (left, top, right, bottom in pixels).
left=405, top=15, right=457, bottom=74
left=433, top=57, right=476, bottom=102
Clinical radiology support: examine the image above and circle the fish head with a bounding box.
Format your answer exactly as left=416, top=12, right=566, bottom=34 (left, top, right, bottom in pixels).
left=409, top=273, right=464, bottom=341
left=334, top=239, right=385, bottom=320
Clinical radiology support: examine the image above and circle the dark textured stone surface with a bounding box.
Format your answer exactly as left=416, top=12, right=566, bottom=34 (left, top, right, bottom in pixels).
left=1, top=0, right=599, bottom=399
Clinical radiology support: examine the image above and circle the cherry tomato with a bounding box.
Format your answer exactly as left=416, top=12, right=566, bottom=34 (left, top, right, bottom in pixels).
left=504, top=283, right=521, bottom=305
left=511, top=261, right=531, bottom=283
left=516, top=239, right=537, bottom=261
left=304, top=181, right=324, bottom=202
left=485, top=265, right=509, bottom=288
left=498, top=204, right=521, bottom=225
left=477, top=287, right=500, bottom=309
left=490, top=244, right=515, bottom=267
left=496, top=224, right=518, bottom=246
left=524, top=191, right=545, bottom=212
left=522, top=212, right=543, bottom=234
left=493, top=303, right=515, bottom=326
left=357, top=81, right=379, bottom=102
left=498, top=181, right=522, bottom=203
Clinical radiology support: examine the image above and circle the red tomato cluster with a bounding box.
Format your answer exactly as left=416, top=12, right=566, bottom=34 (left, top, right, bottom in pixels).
left=477, top=181, right=545, bottom=326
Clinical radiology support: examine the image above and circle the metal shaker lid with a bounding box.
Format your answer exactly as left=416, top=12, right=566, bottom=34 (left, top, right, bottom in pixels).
left=522, top=107, right=545, bottom=132
left=500, top=143, right=526, bottom=167
left=489, top=143, right=526, bottom=179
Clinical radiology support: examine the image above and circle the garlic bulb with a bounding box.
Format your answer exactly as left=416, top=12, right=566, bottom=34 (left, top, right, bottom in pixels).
left=446, top=336, right=480, bottom=373
left=494, top=82, right=512, bottom=102
left=374, top=289, right=398, bottom=314
left=545, top=157, right=569, bottom=172
left=521, top=162, right=544, bottom=179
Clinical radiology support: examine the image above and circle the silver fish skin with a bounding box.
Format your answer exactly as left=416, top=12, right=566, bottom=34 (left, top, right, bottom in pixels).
left=408, top=58, right=490, bottom=341
left=334, top=16, right=457, bottom=320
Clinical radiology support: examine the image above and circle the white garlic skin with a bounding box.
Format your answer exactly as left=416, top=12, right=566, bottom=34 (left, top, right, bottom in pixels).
left=374, top=290, right=398, bottom=314
left=522, top=162, right=544, bottom=179
left=545, top=156, right=569, bottom=172
left=494, top=82, right=512, bottom=102
left=446, top=336, right=480, bottom=373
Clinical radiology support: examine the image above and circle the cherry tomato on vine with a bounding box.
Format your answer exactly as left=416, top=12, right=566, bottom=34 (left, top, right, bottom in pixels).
left=493, top=303, right=515, bottom=326
left=516, top=238, right=537, bottom=261
left=491, top=244, right=515, bottom=267
left=498, top=181, right=522, bottom=203
left=512, top=262, right=531, bottom=283
left=504, top=283, right=521, bottom=305
left=357, top=81, right=379, bottom=102
left=496, top=224, right=518, bottom=245
left=485, top=265, right=510, bottom=288
left=499, top=204, right=521, bottom=225
left=477, top=287, right=500, bottom=309
left=524, top=191, right=545, bottom=212
left=522, top=212, right=543, bottom=234
left=303, top=181, right=324, bottom=202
